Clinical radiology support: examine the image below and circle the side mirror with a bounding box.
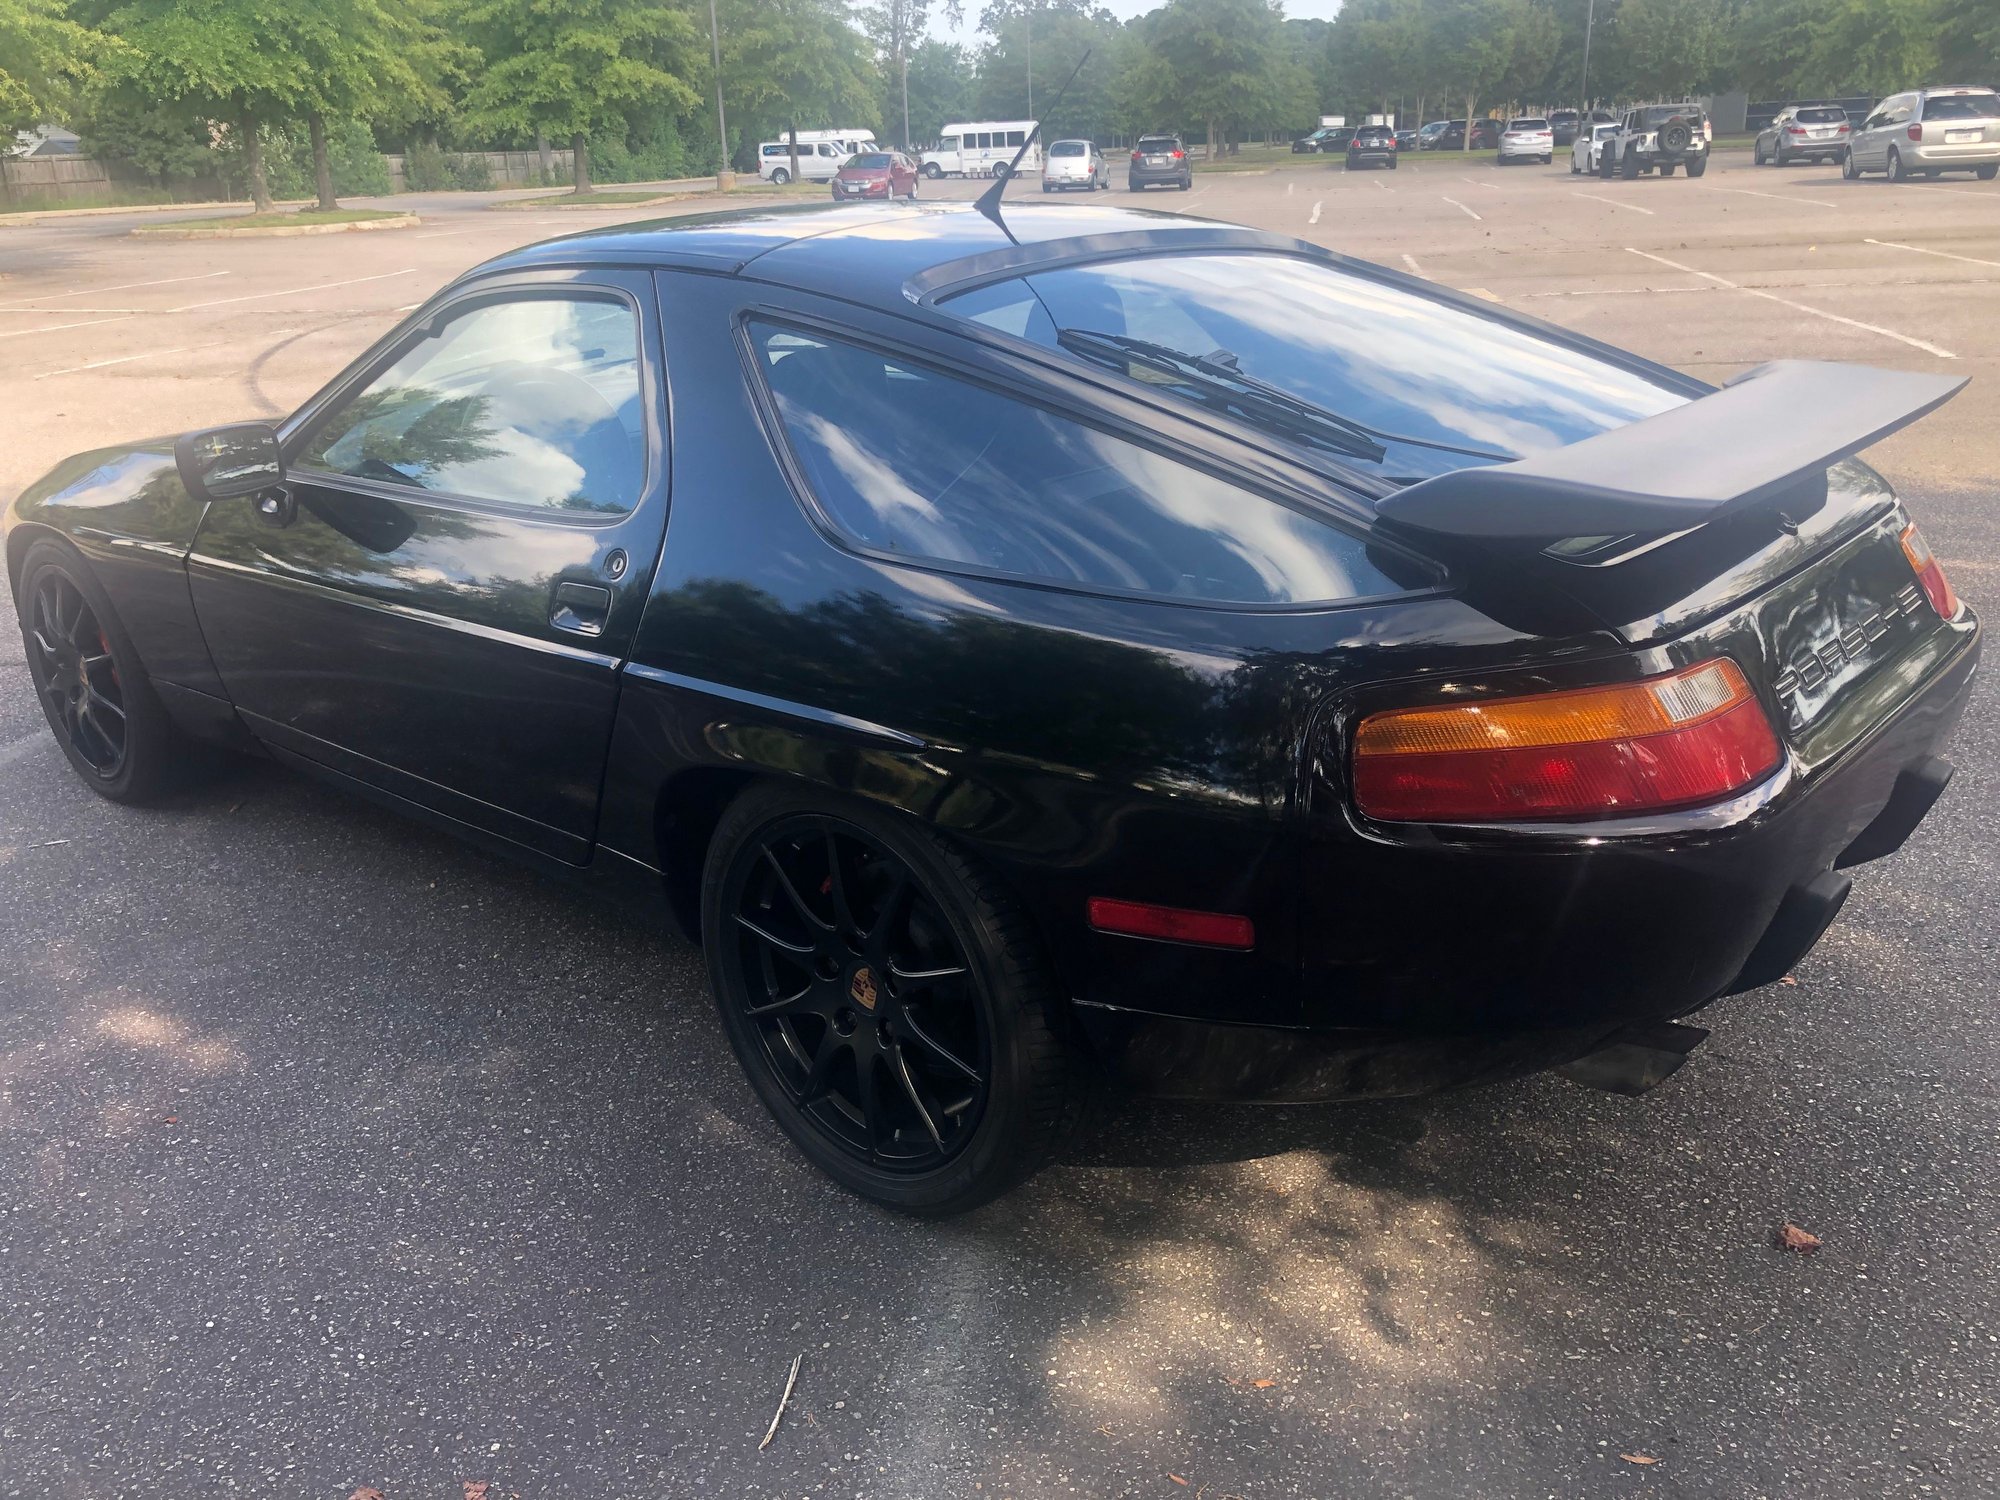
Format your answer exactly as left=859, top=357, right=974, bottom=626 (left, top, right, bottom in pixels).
left=175, top=423, right=285, bottom=502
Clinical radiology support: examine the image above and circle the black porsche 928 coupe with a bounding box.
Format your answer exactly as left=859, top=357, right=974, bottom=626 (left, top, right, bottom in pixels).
left=7, top=201, right=1978, bottom=1213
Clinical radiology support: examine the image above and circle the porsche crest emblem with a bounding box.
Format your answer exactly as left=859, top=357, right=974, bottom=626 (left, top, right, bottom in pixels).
left=848, top=965, right=880, bottom=1012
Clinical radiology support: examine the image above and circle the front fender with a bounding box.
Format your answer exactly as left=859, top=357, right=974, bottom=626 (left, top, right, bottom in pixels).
left=6, top=439, right=224, bottom=695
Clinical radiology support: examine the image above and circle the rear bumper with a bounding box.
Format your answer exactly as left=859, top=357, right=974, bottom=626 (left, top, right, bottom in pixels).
left=1080, top=615, right=1979, bottom=1102
left=1909, top=142, right=2000, bottom=167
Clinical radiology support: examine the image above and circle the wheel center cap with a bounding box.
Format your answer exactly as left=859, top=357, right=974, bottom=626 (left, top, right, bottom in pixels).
left=847, top=963, right=881, bottom=1013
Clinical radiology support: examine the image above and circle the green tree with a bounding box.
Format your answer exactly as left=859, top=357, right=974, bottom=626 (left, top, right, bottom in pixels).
left=456, top=0, right=700, bottom=194
left=276, top=0, right=442, bottom=209
left=893, top=38, right=974, bottom=147
left=77, top=85, right=217, bottom=187
left=1802, top=0, right=1938, bottom=100
left=974, top=1, right=1129, bottom=147
left=101, top=0, right=315, bottom=211
left=716, top=0, right=876, bottom=182
left=1123, top=0, right=1288, bottom=158
left=2, top=0, right=111, bottom=133
left=863, top=0, right=960, bottom=150
left=1935, top=0, right=2000, bottom=85
left=1607, top=0, right=1729, bottom=101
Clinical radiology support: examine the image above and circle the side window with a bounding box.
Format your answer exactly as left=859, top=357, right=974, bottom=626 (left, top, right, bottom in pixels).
left=300, top=294, right=646, bottom=516
left=1007, top=130, right=1026, bottom=147
left=939, top=135, right=958, bottom=151
left=749, top=322, right=1403, bottom=606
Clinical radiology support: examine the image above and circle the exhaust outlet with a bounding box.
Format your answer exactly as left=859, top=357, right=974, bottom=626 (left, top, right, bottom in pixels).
left=1557, top=1021, right=1710, bottom=1096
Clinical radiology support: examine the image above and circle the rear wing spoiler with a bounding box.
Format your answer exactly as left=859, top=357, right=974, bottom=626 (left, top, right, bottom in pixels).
left=1376, top=360, right=1966, bottom=543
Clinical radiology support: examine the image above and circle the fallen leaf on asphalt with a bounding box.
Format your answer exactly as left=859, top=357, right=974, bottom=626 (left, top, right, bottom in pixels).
left=1775, top=1222, right=1822, bottom=1255
left=1251, top=1378, right=1277, bottom=1389
left=1169, top=1476, right=1189, bottom=1487
left=161, top=1117, right=178, bottom=1125
left=347, top=1489, right=385, bottom=1500
left=464, top=1484, right=491, bottom=1500
left=1778, top=975, right=1799, bottom=986
left=1620, top=1452, right=1659, bottom=1465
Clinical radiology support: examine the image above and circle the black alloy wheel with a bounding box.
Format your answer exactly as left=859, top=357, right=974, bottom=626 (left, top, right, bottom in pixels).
left=15, top=538, right=193, bottom=802
left=25, top=566, right=127, bottom=780
left=703, top=787, right=1081, bottom=1214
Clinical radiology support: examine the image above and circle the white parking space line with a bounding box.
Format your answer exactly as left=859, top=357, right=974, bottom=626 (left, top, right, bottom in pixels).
left=1308, top=200, right=1322, bottom=224
left=0, top=307, right=148, bottom=315
left=1572, top=191, right=1654, bottom=214
left=414, top=227, right=487, bottom=239
left=1400, top=253, right=1426, bottom=276
left=1521, top=286, right=1711, bottom=298
left=0, top=314, right=132, bottom=341
left=32, top=328, right=299, bottom=381
left=1914, top=185, right=2000, bottom=199
left=1460, top=176, right=1501, bottom=190
left=1374, top=178, right=1392, bottom=191
left=0, top=270, right=228, bottom=309
left=168, top=269, right=419, bottom=312
left=1706, top=185, right=1839, bottom=209
left=1866, top=237, right=2000, bottom=270
left=1625, top=247, right=1956, bottom=358
left=1441, top=196, right=1482, bottom=220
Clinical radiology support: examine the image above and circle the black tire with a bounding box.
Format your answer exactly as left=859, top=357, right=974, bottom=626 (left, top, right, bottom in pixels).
left=1620, top=147, right=1641, bottom=179
left=1774, top=143, right=1789, bottom=167
left=1127, top=179, right=1141, bottom=191
left=1658, top=120, right=1693, bottom=154
left=1388, top=158, right=1398, bottom=169
left=15, top=537, right=197, bottom=803
left=702, top=784, right=1084, bottom=1215
left=1660, top=161, right=1676, bottom=177
left=990, top=162, right=1009, bottom=182
left=1179, top=175, right=1191, bottom=189
left=922, top=161, right=942, bottom=180
left=1843, top=147, right=1861, bottom=180
left=1978, top=164, right=1998, bottom=181
left=770, top=167, right=790, bottom=186
left=1754, top=139, right=1767, bottom=165
left=1887, top=148, right=1905, bottom=183
left=1685, top=154, right=1707, bottom=178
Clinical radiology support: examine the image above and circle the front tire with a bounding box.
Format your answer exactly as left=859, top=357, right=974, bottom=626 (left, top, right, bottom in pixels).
left=922, top=161, right=942, bottom=180
left=703, top=785, right=1082, bottom=1215
left=16, top=538, right=193, bottom=803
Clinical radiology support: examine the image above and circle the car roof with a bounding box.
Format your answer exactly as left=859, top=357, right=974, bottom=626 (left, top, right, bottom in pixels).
left=471, top=200, right=1245, bottom=305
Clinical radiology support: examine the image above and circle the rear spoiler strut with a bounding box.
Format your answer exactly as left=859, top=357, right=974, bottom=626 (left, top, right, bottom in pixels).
left=1376, top=360, right=1966, bottom=543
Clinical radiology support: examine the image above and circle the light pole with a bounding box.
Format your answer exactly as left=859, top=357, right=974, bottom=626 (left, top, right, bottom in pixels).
left=1026, top=7, right=1034, bottom=121
left=1579, top=0, right=1597, bottom=117
left=902, top=47, right=911, bottom=152
left=709, top=0, right=733, bottom=190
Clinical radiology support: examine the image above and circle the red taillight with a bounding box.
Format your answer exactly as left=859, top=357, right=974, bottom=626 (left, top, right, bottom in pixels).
left=1131, top=150, right=1142, bottom=161
left=1352, top=659, right=1782, bottom=824
left=1787, top=125, right=1807, bottom=135
left=1087, top=897, right=1254, bottom=950
left=1900, top=523, right=1960, bottom=619
left=1838, top=122, right=1851, bottom=132
left=1171, top=149, right=1184, bottom=159
left=1907, top=123, right=1924, bottom=142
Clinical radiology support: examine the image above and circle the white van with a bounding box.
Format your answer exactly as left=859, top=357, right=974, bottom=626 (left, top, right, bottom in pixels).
left=756, top=129, right=877, bottom=184
left=920, top=121, right=1041, bottom=180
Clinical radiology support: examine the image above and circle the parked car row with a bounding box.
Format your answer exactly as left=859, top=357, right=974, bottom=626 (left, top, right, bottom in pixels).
left=1840, top=87, right=2000, bottom=182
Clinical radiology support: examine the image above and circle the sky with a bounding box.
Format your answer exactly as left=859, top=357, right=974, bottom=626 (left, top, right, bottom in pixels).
left=931, top=0, right=1346, bottom=46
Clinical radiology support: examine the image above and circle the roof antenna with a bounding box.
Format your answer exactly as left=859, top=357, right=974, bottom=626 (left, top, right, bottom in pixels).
left=975, top=48, right=1091, bottom=245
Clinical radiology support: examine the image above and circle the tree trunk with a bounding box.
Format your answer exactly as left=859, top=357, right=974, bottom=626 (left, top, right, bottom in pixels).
left=1206, top=117, right=1216, bottom=162
left=536, top=130, right=553, bottom=185
left=1465, top=93, right=1477, bottom=153
left=307, top=110, right=337, bottom=211
left=241, top=108, right=273, bottom=213
left=787, top=123, right=799, bottom=184
left=572, top=132, right=591, bottom=194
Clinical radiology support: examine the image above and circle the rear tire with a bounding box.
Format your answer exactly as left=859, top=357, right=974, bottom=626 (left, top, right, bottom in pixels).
left=15, top=538, right=199, bottom=804
left=1660, top=162, right=1677, bottom=177
left=702, top=784, right=1083, bottom=1216
left=1843, top=148, right=1861, bottom=180
left=1978, top=164, right=1998, bottom=181
left=770, top=167, right=790, bottom=186
left=1887, top=148, right=1906, bottom=182
left=1685, top=154, right=1707, bottom=178
left=1620, top=148, right=1640, bottom=179
left=1754, top=140, right=1767, bottom=165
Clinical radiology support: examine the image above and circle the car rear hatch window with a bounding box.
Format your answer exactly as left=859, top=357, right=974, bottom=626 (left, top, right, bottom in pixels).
left=1921, top=93, right=1999, bottom=121
left=942, top=251, right=1686, bottom=483
left=1795, top=107, right=1848, bottom=124
left=1049, top=141, right=1086, bottom=156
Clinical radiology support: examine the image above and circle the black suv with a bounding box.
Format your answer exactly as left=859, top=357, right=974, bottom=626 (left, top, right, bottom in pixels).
left=1127, top=134, right=1192, bottom=191
left=1602, top=104, right=1711, bottom=178
left=1345, top=124, right=1398, bottom=170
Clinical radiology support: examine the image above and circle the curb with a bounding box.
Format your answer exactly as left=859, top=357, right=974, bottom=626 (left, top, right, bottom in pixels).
left=131, top=213, right=422, bottom=240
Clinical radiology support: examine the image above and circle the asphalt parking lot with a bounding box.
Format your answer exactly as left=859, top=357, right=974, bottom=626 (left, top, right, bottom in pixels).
left=2, top=155, right=1996, bottom=1498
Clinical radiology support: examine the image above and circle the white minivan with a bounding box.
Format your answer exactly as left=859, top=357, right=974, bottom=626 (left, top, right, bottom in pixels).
left=920, top=121, right=1041, bottom=180
left=757, top=130, right=877, bottom=185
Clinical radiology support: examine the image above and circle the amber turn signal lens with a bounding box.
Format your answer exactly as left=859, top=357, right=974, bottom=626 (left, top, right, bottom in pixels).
left=1900, top=524, right=1959, bottom=621
left=1354, top=659, right=1782, bottom=823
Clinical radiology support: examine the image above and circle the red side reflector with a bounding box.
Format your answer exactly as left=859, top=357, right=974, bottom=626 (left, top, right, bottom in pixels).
left=1901, top=523, right=1959, bottom=619
left=1087, top=897, right=1254, bottom=950
left=1353, top=659, right=1783, bottom=824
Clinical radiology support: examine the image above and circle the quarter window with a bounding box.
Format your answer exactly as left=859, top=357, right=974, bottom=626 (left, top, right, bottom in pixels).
left=301, top=295, right=646, bottom=515
left=750, top=323, right=1404, bottom=606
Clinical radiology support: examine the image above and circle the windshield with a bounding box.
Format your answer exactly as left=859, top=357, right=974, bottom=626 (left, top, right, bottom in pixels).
left=1795, top=107, right=1847, bottom=124
left=1049, top=140, right=1086, bottom=156
left=943, top=253, right=1686, bottom=482
left=1923, top=94, right=1999, bottom=120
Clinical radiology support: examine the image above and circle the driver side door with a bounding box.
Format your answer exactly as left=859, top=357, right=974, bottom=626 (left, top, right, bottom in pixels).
left=186, top=270, right=669, bottom=864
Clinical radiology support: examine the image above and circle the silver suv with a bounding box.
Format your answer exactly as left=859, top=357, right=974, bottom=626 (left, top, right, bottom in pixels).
left=1845, top=87, right=2000, bottom=182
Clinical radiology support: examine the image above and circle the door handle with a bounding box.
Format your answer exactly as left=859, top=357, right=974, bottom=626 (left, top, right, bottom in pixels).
left=550, top=581, right=613, bottom=637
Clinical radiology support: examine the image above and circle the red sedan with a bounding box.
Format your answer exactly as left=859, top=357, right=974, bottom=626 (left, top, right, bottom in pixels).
left=831, top=150, right=919, bottom=201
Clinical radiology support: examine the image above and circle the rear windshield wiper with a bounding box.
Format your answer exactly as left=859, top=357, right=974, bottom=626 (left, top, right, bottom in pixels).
left=1055, top=327, right=1387, bottom=463
left=1055, top=326, right=1513, bottom=465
